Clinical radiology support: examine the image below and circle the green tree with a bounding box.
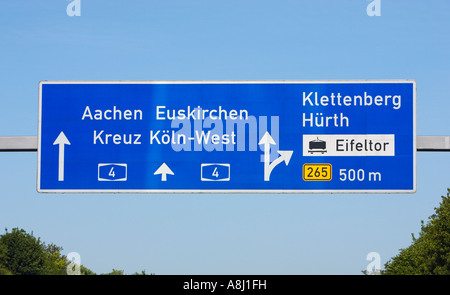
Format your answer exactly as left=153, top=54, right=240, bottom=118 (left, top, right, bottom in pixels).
left=42, top=242, right=67, bottom=275
left=0, top=228, right=67, bottom=275
left=132, top=270, right=155, bottom=275
left=383, top=189, right=450, bottom=275
left=103, top=268, right=125, bottom=275
left=0, top=240, right=12, bottom=275
left=0, top=227, right=153, bottom=275
left=80, top=264, right=96, bottom=275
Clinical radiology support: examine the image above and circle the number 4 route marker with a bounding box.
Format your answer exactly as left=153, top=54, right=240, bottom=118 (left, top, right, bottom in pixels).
left=258, top=132, right=293, bottom=181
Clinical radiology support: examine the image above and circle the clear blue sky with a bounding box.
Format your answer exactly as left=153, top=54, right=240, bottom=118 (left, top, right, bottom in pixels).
left=0, top=0, right=450, bottom=275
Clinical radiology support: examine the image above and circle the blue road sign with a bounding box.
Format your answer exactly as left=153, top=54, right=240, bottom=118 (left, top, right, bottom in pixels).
left=38, top=80, right=416, bottom=193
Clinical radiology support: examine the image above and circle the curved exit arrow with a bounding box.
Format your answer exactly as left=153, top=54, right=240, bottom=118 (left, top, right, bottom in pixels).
left=258, top=132, right=293, bottom=181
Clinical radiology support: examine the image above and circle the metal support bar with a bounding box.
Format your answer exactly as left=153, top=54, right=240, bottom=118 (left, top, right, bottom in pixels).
left=0, top=136, right=450, bottom=152
left=0, top=136, right=38, bottom=151
left=416, top=136, right=450, bottom=152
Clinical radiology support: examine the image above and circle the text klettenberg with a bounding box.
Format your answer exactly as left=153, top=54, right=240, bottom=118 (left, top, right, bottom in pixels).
left=302, top=91, right=401, bottom=128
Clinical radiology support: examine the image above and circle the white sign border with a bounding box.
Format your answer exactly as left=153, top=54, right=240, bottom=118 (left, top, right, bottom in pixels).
left=37, top=80, right=417, bottom=194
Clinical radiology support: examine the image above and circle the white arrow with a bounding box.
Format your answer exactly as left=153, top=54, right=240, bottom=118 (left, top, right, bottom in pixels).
left=259, top=131, right=276, bottom=180
left=53, top=132, right=70, bottom=181
left=258, top=132, right=293, bottom=181
left=154, top=163, right=174, bottom=181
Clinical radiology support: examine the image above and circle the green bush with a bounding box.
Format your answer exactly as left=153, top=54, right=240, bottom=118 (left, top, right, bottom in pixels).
left=0, top=228, right=67, bottom=275
left=0, top=227, right=152, bottom=275
left=383, top=189, right=450, bottom=275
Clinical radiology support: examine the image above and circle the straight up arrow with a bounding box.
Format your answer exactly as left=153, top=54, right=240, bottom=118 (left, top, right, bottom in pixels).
left=259, top=131, right=276, bottom=180
left=53, top=132, right=70, bottom=181
left=154, top=163, right=174, bottom=181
